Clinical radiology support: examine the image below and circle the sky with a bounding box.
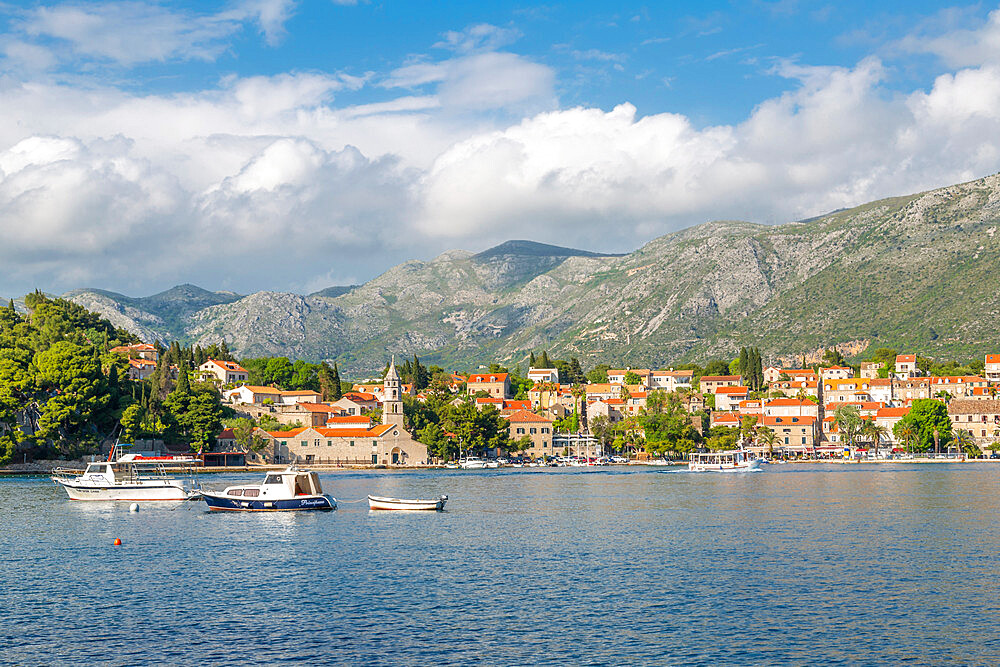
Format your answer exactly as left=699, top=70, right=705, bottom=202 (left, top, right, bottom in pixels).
left=2, top=1, right=1000, bottom=297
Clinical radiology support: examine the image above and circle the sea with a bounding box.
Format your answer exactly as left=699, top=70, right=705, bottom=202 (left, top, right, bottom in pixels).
left=4, top=463, right=1000, bottom=666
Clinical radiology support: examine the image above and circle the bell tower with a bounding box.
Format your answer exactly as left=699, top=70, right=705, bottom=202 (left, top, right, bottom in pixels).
left=382, top=356, right=404, bottom=429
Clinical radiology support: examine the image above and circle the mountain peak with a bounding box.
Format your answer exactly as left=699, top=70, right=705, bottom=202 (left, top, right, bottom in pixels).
left=472, top=239, right=625, bottom=261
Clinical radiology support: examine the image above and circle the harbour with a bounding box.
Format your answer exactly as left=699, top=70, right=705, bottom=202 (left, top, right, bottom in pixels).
left=6, top=463, right=1000, bottom=664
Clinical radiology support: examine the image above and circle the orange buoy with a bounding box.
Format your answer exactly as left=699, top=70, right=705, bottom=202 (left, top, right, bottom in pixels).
left=113, top=538, right=122, bottom=546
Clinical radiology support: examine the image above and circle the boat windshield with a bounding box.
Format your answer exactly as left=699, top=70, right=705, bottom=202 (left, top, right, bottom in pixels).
left=264, top=475, right=284, bottom=485
left=86, top=464, right=109, bottom=475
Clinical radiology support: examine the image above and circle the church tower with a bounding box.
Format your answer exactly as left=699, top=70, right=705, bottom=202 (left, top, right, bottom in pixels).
left=382, top=356, right=405, bottom=429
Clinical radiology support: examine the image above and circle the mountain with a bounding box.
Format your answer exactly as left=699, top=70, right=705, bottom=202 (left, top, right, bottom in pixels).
left=63, top=174, right=1000, bottom=374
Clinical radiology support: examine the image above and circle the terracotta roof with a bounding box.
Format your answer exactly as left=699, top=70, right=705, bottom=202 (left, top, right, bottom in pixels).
left=869, top=378, right=891, bottom=386
left=877, top=407, right=910, bottom=418
left=342, top=392, right=377, bottom=402
left=311, top=425, right=397, bottom=438
left=475, top=397, right=503, bottom=404
left=896, top=354, right=916, bottom=363
left=265, top=427, right=308, bottom=438
left=715, top=386, right=749, bottom=395
left=712, top=412, right=741, bottom=423
left=217, top=428, right=235, bottom=439
left=987, top=354, right=1000, bottom=364
left=504, top=400, right=531, bottom=409
left=327, top=415, right=370, bottom=423
left=468, top=373, right=509, bottom=383
left=760, top=415, right=816, bottom=426
left=504, top=409, right=553, bottom=423
left=281, top=390, right=322, bottom=396
left=701, top=375, right=741, bottom=382
left=651, top=369, right=694, bottom=377
left=127, top=358, right=156, bottom=367
left=931, top=376, right=986, bottom=383
left=294, top=403, right=342, bottom=413
left=948, top=399, right=1000, bottom=414
left=766, top=398, right=813, bottom=406
left=205, top=359, right=247, bottom=373
left=234, top=385, right=281, bottom=394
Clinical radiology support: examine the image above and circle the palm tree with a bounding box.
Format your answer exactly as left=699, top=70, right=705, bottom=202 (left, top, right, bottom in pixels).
left=757, top=426, right=777, bottom=458
left=897, top=424, right=917, bottom=455
left=862, top=420, right=889, bottom=460
left=952, top=429, right=975, bottom=459
left=833, top=404, right=862, bottom=451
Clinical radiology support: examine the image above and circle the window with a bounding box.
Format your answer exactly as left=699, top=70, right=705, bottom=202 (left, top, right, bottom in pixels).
left=529, top=428, right=537, bottom=434
left=301, top=441, right=308, bottom=447
left=265, top=475, right=283, bottom=484
left=243, top=488, right=259, bottom=497
left=349, top=440, right=355, bottom=447
left=372, top=440, right=378, bottom=447
left=541, top=427, right=549, bottom=434
left=327, top=440, right=332, bottom=447
left=314, top=439, right=320, bottom=447
left=227, top=489, right=242, bottom=496
left=516, top=428, right=525, bottom=434
left=280, top=441, right=287, bottom=447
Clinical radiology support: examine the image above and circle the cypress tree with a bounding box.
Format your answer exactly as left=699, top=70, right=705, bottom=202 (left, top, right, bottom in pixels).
left=529, top=351, right=536, bottom=366
left=331, top=362, right=343, bottom=400
left=175, top=362, right=191, bottom=395
left=539, top=351, right=551, bottom=369
left=738, top=347, right=749, bottom=380
left=220, top=340, right=231, bottom=361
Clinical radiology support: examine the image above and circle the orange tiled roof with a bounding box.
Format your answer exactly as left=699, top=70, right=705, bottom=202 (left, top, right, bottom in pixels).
left=265, top=427, right=308, bottom=438
left=987, top=354, right=1000, bottom=364
left=701, top=375, right=741, bottom=382
left=715, top=386, right=749, bottom=395
left=896, top=354, right=916, bottom=363
left=206, top=359, right=247, bottom=373
left=468, top=373, right=509, bottom=383
left=504, top=409, right=553, bottom=423
left=760, top=415, right=816, bottom=426
left=877, top=407, right=910, bottom=418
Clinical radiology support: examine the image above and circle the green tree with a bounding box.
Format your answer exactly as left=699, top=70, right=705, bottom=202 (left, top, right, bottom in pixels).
left=833, top=404, right=862, bottom=449
left=120, top=404, right=144, bottom=443
left=892, top=399, right=952, bottom=453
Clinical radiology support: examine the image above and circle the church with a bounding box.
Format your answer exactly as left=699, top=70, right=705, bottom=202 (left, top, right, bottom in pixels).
left=264, top=358, right=430, bottom=466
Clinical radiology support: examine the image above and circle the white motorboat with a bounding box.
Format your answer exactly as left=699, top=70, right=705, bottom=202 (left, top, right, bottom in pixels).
left=688, top=449, right=762, bottom=472
left=367, top=494, right=448, bottom=511
left=201, top=468, right=336, bottom=511
left=483, top=460, right=501, bottom=469
left=458, top=457, right=486, bottom=469
left=52, top=453, right=200, bottom=501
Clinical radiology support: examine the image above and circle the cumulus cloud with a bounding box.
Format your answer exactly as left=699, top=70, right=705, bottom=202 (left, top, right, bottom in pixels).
left=8, top=8, right=1000, bottom=297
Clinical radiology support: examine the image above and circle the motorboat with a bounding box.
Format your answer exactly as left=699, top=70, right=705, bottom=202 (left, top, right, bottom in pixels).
left=201, top=468, right=336, bottom=511
left=367, top=494, right=448, bottom=511
left=483, top=460, right=501, bottom=469
left=52, top=452, right=200, bottom=501
left=688, top=449, right=762, bottom=472
left=458, top=457, right=486, bottom=469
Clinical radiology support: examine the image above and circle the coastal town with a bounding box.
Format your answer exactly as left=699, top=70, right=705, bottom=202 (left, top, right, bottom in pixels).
left=106, top=341, right=1000, bottom=468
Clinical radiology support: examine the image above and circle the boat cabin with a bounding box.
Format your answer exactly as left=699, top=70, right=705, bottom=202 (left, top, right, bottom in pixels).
left=224, top=470, right=325, bottom=500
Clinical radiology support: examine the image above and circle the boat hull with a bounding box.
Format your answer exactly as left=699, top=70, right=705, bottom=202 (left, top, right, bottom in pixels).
left=54, top=479, right=192, bottom=501
left=689, top=459, right=763, bottom=472
left=367, top=495, right=447, bottom=511
left=202, top=491, right=336, bottom=511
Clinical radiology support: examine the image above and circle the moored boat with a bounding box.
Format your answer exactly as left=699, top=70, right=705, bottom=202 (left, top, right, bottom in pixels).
left=52, top=451, right=200, bottom=501
left=367, top=494, right=448, bottom=511
left=458, top=457, right=486, bottom=469
left=201, top=468, right=336, bottom=511
left=688, top=449, right=762, bottom=472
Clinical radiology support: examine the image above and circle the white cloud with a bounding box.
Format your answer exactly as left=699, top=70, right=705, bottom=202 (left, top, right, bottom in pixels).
left=433, top=23, right=521, bottom=53
left=895, top=7, right=1000, bottom=68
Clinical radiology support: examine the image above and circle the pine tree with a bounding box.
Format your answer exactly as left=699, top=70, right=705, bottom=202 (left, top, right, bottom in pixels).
left=529, top=351, right=536, bottom=366
left=569, top=357, right=584, bottom=384
left=539, top=351, right=552, bottom=368
left=220, top=340, right=231, bottom=361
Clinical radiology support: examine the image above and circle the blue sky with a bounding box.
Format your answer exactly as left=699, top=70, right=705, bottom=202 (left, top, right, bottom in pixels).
left=1, top=1, right=999, bottom=296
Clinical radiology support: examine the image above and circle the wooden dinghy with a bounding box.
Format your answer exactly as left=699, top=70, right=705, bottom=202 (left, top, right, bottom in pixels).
left=367, top=494, right=448, bottom=511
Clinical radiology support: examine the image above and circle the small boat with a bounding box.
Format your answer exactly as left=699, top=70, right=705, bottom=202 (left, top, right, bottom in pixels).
left=367, top=494, right=448, bottom=511
left=458, top=457, right=486, bottom=469
left=201, top=468, right=336, bottom=511
left=52, top=450, right=200, bottom=501
left=688, top=449, right=762, bottom=472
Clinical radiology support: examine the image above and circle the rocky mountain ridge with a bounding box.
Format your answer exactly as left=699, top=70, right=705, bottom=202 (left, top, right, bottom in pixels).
left=61, top=176, right=1000, bottom=374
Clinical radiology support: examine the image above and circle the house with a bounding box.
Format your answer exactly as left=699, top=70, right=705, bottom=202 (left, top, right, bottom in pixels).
left=527, top=368, right=560, bottom=384
left=763, top=398, right=819, bottom=419
left=326, top=415, right=372, bottom=429
left=584, top=383, right=619, bottom=401
left=332, top=392, right=380, bottom=415
left=875, top=407, right=911, bottom=443
left=822, top=378, right=873, bottom=404
left=198, top=359, right=249, bottom=384
left=947, top=399, right=1000, bottom=445
left=895, top=354, right=919, bottom=379
left=111, top=343, right=159, bottom=362
left=467, top=372, right=511, bottom=399
left=649, top=369, right=695, bottom=392
left=607, top=369, right=650, bottom=387
left=588, top=399, right=625, bottom=424
left=769, top=380, right=819, bottom=398
left=868, top=378, right=893, bottom=405
left=506, top=410, right=556, bottom=459
left=860, top=361, right=885, bottom=379
left=714, top=386, right=749, bottom=411
left=891, top=377, right=932, bottom=404
left=477, top=397, right=532, bottom=415
left=278, top=390, right=324, bottom=405
left=763, top=367, right=817, bottom=384
left=820, top=366, right=854, bottom=380
left=224, top=385, right=283, bottom=405
left=737, top=399, right=763, bottom=416
left=285, top=403, right=344, bottom=427
left=825, top=401, right=884, bottom=418
left=986, top=355, right=1000, bottom=383
left=700, top=375, right=742, bottom=394
left=710, top=412, right=741, bottom=429
left=125, top=357, right=157, bottom=381
left=930, top=376, right=988, bottom=399
left=624, top=392, right=647, bottom=416
left=760, top=415, right=817, bottom=453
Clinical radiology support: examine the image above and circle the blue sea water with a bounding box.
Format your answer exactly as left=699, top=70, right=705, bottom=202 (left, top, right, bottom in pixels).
left=4, top=463, right=1000, bottom=665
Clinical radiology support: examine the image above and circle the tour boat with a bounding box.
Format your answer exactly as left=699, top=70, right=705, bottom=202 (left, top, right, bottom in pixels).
left=688, top=449, right=763, bottom=472
left=52, top=452, right=200, bottom=501
left=458, top=457, right=486, bottom=469
left=367, top=494, right=448, bottom=511
left=201, top=468, right=336, bottom=511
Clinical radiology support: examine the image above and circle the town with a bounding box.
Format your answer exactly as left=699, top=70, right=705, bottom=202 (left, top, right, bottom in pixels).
left=112, top=340, right=1000, bottom=467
